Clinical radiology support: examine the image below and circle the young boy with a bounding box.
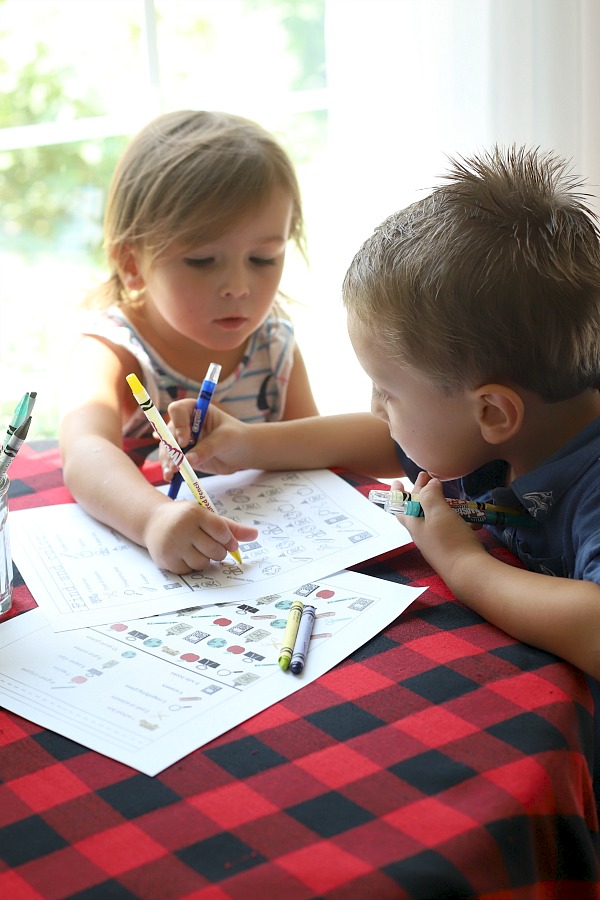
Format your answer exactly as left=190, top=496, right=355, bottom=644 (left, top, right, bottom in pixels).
left=167, top=146, right=600, bottom=684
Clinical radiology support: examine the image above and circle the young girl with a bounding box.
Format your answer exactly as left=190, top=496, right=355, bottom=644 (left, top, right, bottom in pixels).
left=59, top=110, right=319, bottom=574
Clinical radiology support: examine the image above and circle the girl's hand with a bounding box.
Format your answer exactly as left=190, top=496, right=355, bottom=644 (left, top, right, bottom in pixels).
left=395, top=472, right=487, bottom=584
left=143, top=499, right=258, bottom=574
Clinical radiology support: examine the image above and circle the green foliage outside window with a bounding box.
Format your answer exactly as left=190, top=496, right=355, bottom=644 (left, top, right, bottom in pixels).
left=0, top=0, right=327, bottom=438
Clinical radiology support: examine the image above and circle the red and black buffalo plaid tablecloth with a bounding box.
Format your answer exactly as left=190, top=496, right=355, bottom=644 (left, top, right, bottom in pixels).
left=1, top=442, right=599, bottom=899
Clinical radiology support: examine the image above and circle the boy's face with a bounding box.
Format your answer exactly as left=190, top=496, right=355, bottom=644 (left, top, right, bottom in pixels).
left=347, top=311, right=490, bottom=481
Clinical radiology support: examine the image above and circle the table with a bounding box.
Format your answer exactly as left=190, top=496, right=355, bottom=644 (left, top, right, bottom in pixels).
left=1, top=441, right=599, bottom=899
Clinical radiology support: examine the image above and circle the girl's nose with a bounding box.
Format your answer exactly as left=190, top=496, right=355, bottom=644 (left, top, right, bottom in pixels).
left=218, top=266, right=250, bottom=299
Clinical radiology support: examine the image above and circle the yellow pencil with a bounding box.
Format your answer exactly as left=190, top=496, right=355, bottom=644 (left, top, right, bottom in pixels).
left=126, top=374, right=243, bottom=566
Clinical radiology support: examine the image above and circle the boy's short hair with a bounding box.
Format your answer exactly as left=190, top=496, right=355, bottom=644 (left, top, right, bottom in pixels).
left=343, top=146, right=600, bottom=401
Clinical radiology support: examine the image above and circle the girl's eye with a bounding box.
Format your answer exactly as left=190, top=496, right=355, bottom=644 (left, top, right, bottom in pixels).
left=250, top=257, right=276, bottom=267
left=184, top=257, right=214, bottom=268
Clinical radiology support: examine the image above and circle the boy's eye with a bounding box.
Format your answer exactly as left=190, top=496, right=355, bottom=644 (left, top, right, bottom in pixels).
left=372, top=386, right=389, bottom=403
left=184, top=257, right=214, bottom=268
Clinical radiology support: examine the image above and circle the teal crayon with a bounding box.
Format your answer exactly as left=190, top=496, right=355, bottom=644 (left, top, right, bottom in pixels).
left=2, top=391, right=29, bottom=452
left=289, top=605, right=316, bottom=675
left=278, top=599, right=304, bottom=670
left=368, top=489, right=537, bottom=528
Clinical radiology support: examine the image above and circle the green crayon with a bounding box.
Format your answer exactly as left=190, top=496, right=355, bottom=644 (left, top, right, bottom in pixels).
left=278, top=599, right=304, bottom=671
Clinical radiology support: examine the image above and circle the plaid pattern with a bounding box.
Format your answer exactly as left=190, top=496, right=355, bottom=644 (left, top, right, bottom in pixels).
left=1, top=442, right=599, bottom=899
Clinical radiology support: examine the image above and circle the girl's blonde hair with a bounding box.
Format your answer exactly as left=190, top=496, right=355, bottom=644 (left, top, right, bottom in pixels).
left=88, top=110, right=305, bottom=308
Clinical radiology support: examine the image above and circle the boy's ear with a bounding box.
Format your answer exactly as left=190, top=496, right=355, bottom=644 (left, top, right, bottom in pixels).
left=474, top=384, right=524, bottom=445
left=113, top=244, right=146, bottom=292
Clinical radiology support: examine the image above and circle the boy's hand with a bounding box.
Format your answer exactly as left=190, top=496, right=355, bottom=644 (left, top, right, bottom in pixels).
left=166, top=398, right=201, bottom=451
left=187, top=406, right=254, bottom=474
left=160, top=398, right=198, bottom=482
left=143, top=499, right=258, bottom=574
left=395, top=472, right=487, bottom=585
left=163, top=400, right=255, bottom=480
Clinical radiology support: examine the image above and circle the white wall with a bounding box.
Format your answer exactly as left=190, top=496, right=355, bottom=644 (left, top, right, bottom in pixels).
left=294, top=0, right=600, bottom=417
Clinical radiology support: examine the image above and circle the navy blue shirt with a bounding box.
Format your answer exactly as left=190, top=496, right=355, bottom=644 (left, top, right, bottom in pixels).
left=395, top=414, right=600, bottom=585
left=397, top=416, right=600, bottom=801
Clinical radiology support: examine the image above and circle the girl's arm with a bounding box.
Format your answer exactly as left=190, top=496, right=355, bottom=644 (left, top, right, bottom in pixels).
left=59, top=337, right=257, bottom=573
left=401, top=473, right=600, bottom=679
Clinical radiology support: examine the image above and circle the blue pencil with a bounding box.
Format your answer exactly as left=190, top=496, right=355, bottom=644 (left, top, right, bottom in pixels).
left=168, top=363, right=221, bottom=499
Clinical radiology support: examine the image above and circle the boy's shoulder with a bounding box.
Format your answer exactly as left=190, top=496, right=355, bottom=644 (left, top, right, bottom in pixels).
left=458, top=413, right=600, bottom=520
left=466, top=414, right=600, bottom=581
left=516, top=414, right=600, bottom=514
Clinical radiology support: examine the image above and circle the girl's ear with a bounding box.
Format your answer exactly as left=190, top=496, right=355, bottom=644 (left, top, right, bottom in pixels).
left=474, top=384, right=524, bottom=445
left=114, top=244, right=146, bottom=292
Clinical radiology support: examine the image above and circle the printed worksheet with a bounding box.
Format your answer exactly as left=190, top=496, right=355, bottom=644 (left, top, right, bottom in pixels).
left=0, top=570, right=424, bottom=775
left=10, top=469, right=409, bottom=631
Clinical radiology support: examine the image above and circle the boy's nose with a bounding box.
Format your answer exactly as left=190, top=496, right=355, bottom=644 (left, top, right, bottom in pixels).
left=371, top=396, right=385, bottom=419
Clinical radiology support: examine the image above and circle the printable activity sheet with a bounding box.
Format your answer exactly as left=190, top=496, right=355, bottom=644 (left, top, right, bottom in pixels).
left=10, top=469, right=408, bottom=631
left=0, top=570, right=424, bottom=775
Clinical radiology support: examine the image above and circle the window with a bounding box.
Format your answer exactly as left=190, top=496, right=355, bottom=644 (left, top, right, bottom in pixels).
left=2, top=0, right=598, bottom=439
left=1, top=0, right=369, bottom=440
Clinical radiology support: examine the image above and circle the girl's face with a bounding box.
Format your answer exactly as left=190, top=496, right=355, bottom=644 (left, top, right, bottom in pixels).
left=129, top=187, right=294, bottom=352
left=347, top=311, right=490, bottom=481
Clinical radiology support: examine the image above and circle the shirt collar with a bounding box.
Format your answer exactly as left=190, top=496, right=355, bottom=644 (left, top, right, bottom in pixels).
left=462, top=415, right=600, bottom=522
left=505, top=415, right=600, bottom=520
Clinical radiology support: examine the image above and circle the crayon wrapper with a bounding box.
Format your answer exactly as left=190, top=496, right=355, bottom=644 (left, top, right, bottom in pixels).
left=278, top=600, right=304, bottom=669
left=290, top=605, right=317, bottom=673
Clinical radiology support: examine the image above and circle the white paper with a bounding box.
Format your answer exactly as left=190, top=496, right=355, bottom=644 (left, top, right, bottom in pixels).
left=10, top=469, right=409, bottom=631
left=0, top=570, right=424, bottom=775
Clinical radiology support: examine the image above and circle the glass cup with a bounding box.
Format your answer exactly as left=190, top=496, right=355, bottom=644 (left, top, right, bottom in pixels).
left=0, top=475, right=13, bottom=616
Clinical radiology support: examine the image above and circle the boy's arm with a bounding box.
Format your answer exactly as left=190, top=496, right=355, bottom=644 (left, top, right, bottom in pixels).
left=279, top=343, right=320, bottom=419
left=172, top=406, right=403, bottom=478
left=402, top=474, right=600, bottom=679
left=60, top=338, right=257, bottom=573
